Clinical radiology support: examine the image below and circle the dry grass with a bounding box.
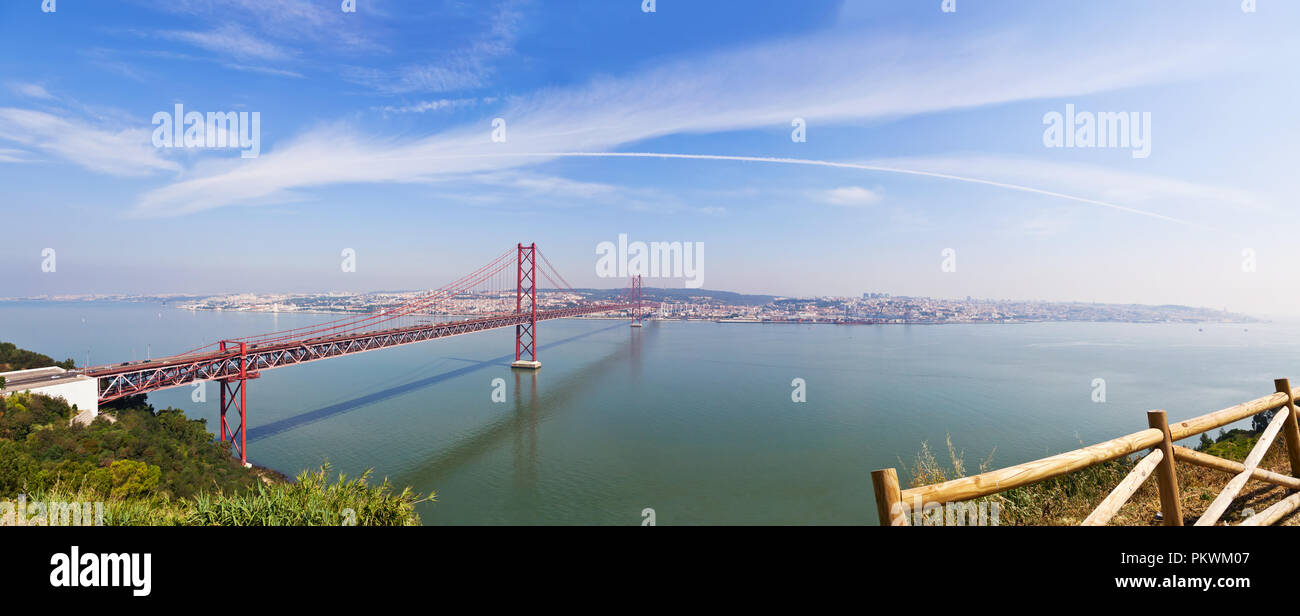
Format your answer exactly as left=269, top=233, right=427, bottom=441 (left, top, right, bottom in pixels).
left=902, top=432, right=1300, bottom=526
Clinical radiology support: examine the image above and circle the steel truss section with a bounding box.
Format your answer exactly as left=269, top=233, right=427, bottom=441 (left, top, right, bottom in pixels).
left=90, top=303, right=620, bottom=403
left=515, top=242, right=538, bottom=363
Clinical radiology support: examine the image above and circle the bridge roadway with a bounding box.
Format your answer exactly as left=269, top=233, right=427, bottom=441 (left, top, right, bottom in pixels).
left=86, top=303, right=627, bottom=403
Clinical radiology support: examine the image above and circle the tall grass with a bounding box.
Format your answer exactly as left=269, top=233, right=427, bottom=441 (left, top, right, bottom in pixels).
left=902, top=434, right=1137, bottom=526
left=5, top=464, right=435, bottom=526
left=187, top=465, right=435, bottom=526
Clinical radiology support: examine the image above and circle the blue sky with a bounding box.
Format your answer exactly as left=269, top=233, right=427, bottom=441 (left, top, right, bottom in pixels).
left=1, top=0, right=1298, bottom=315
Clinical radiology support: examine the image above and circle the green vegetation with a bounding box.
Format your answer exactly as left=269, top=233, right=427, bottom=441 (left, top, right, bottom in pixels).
left=1198, top=428, right=1259, bottom=462
left=0, top=391, right=434, bottom=525
left=0, top=391, right=257, bottom=498
left=0, top=341, right=75, bottom=372
left=0, top=341, right=435, bottom=525
left=186, top=465, right=430, bottom=526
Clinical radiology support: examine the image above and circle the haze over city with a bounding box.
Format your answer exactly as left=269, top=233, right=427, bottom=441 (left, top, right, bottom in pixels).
left=2, top=1, right=1298, bottom=316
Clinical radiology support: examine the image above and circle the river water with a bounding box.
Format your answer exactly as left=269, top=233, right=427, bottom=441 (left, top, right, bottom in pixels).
left=2, top=300, right=1296, bottom=524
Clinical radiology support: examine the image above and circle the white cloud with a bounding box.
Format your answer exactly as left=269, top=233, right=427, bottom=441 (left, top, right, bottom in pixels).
left=340, top=1, right=522, bottom=95
left=223, top=63, right=305, bottom=79
left=161, top=23, right=292, bottom=62
left=127, top=19, right=1279, bottom=218
left=821, top=186, right=881, bottom=207
left=0, top=148, right=31, bottom=163
left=865, top=155, right=1268, bottom=223
left=8, top=83, right=53, bottom=100
left=0, top=108, right=179, bottom=177
left=155, top=0, right=381, bottom=51
left=344, top=63, right=487, bottom=95
left=372, top=98, right=481, bottom=114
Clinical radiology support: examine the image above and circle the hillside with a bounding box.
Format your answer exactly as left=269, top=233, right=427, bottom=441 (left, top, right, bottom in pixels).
left=0, top=341, right=75, bottom=372
left=0, top=344, right=433, bottom=525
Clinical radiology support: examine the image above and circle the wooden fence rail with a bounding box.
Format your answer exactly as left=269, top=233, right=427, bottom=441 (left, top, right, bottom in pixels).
left=872, top=378, right=1300, bottom=526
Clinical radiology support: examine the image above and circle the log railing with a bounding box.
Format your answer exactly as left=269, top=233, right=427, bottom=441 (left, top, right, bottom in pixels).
left=872, top=378, right=1300, bottom=526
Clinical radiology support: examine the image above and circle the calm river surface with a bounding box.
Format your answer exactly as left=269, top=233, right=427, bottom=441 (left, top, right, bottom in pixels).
left=3, top=300, right=1297, bottom=524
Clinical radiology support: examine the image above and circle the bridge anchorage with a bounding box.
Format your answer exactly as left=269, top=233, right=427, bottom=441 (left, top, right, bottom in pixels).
left=86, top=242, right=649, bottom=464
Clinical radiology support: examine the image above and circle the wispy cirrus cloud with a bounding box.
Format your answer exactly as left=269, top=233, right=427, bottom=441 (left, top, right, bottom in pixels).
left=152, top=0, right=382, bottom=51
left=8, top=82, right=54, bottom=100
left=0, top=148, right=31, bottom=163
left=0, top=108, right=178, bottom=177
left=819, top=186, right=882, bottom=207
left=371, top=98, right=486, bottom=115
left=865, top=156, right=1269, bottom=218
left=222, top=63, right=305, bottom=79
left=159, top=23, right=293, bottom=62
left=140, top=0, right=387, bottom=79
left=340, top=1, right=523, bottom=95
left=108, top=9, right=1287, bottom=223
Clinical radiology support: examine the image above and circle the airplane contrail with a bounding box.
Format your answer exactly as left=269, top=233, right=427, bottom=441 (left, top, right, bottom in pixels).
left=455, top=151, right=1205, bottom=229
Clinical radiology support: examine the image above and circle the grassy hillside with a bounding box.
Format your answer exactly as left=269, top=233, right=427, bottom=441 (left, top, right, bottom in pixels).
left=0, top=383, right=433, bottom=525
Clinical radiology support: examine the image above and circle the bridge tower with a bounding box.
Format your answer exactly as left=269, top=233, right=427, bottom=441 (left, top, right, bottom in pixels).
left=512, top=243, right=541, bottom=369
left=218, top=340, right=257, bottom=467
left=630, top=274, right=643, bottom=327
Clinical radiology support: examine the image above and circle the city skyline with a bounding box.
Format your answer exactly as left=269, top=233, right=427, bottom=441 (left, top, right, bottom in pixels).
left=1, top=286, right=1260, bottom=324
left=3, top=1, right=1299, bottom=314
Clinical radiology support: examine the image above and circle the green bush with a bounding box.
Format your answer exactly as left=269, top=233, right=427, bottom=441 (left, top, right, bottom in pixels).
left=108, top=460, right=161, bottom=499
left=1196, top=428, right=1259, bottom=462
left=0, top=342, right=433, bottom=525
left=186, top=464, right=435, bottom=526
left=0, top=393, right=256, bottom=500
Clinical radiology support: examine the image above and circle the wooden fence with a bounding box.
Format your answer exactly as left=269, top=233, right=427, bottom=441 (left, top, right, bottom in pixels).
left=871, top=378, right=1300, bottom=526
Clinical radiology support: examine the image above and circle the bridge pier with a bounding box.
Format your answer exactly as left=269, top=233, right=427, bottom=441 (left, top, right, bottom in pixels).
left=630, top=274, right=643, bottom=327
left=513, top=243, right=541, bottom=370
left=218, top=340, right=256, bottom=467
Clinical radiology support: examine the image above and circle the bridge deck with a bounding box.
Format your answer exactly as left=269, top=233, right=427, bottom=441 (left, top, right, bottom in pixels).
left=87, top=304, right=627, bottom=403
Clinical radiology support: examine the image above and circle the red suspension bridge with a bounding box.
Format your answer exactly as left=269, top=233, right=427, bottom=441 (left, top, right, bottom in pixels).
left=81, top=244, right=649, bottom=465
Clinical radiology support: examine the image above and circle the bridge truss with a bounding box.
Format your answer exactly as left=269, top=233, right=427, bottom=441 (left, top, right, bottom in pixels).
left=85, top=243, right=645, bottom=464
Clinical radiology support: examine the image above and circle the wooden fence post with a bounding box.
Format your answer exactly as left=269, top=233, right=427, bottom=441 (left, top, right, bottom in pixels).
left=1147, top=410, right=1183, bottom=526
left=1274, top=379, right=1300, bottom=478
left=871, top=468, right=907, bottom=526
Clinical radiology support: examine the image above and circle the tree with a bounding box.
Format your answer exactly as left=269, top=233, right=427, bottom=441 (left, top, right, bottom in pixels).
left=108, top=460, right=161, bottom=499
left=1252, top=409, right=1276, bottom=433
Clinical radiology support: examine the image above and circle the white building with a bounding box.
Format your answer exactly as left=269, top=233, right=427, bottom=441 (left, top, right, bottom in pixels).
left=0, top=367, right=99, bottom=422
